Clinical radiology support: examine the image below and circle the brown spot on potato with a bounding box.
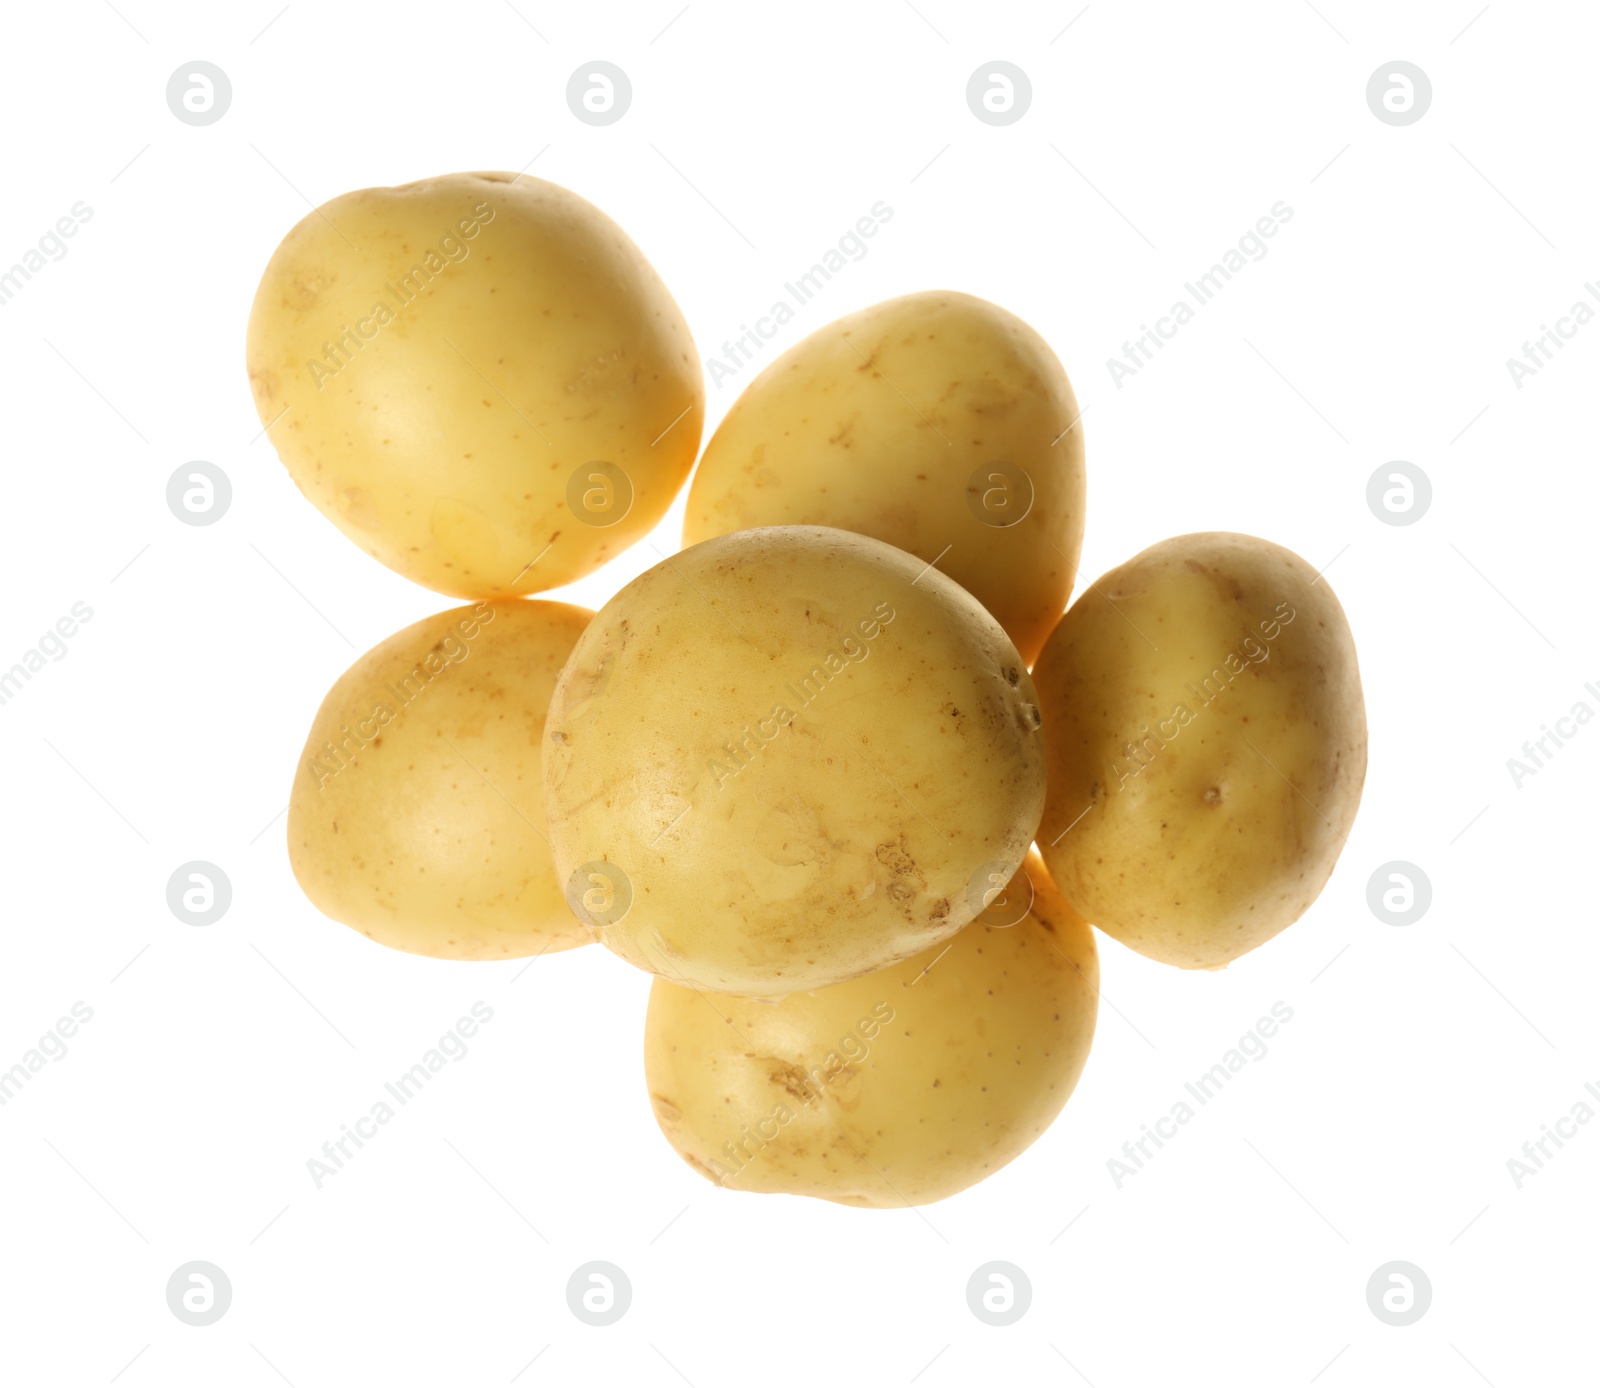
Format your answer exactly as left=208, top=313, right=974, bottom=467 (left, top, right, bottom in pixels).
left=765, top=1059, right=818, bottom=1105
left=876, top=838, right=918, bottom=875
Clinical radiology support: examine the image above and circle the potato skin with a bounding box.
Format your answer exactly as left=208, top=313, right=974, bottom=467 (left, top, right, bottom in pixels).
left=288, top=599, right=594, bottom=960
left=246, top=172, right=703, bottom=597
left=1033, top=533, right=1366, bottom=968
left=683, top=291, right=1085, bottom=665
left=542, top=525, right=1047, bottom=995
left=643, top=852, right=1098, bottom=1206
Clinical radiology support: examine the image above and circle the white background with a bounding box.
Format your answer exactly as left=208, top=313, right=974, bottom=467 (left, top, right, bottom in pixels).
left=1, top=1, right=1595, bottom=1384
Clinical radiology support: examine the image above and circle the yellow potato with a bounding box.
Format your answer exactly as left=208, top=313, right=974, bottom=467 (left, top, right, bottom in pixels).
left=644, top=852, right=1098, bottom=1206
left=289, top=599, right=593, bottom=960
left=1033, top=532, right=1366, bottom=968
left=247, top=172, right=703, bottom=597
left=683, top=290, right=1085, bottom=665
left=542, top=525, right=1046, bottom=994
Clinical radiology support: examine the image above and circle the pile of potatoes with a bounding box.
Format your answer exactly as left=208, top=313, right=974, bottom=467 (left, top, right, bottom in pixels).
left=249, top=172, right=1366, bottom=1208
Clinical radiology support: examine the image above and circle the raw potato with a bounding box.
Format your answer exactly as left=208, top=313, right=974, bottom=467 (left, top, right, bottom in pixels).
left=683, top=291, right=1086, bottom=665
left=542, top=525, right=1046, bottom=995
left=289, top=599, right=594, bottom=960
left=247, top=172, right=703, bottom=598
left=1033, top=533, right=1366, bottom=968
left=644, top=851, right=1098, bottom=1207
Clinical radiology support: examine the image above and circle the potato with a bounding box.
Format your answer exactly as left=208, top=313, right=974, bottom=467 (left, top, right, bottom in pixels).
left=289, top=599, right=593, bottom=960
left=1033, top=532, right=1366, bottom=968
left=683, top=291, right=1085, bottom=665
left=542, top=525, right=1046, bottom=994
left=644, top=851, right=1098, bottom=1206
left=247, top=172, right=703, bottom=598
